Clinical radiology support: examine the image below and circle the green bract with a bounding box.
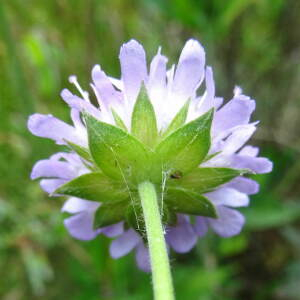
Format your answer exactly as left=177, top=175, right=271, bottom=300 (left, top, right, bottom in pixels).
left=162, top=100, right=190, bottom=137
left=131, top=85, right=158, bottom=147
left=56, top=172, right=127, bottom=202
left=155, top=109, right=213, bottom=175
left=55, top=88, right=250, bottom=229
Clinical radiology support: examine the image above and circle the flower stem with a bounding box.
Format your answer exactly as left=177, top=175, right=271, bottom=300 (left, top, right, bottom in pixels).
left=138, top=181, right=175, bottom=300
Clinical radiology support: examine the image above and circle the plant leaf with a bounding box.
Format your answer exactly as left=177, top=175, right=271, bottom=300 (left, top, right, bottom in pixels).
left=65, top=140, right=93, bottom=163
left=155, top=108, right=213, bottom=175
left=55, top=172, right=128, bottom=202
left=84, top=113, right=153, bottom=182
left=165, top=188, right=217, bottom=217
left=131, top=84, right=158, bottom=147
left=202, top=151, right=221, bottom=163
left=162, top=100, right=190, bottom=137
left=170, top=167, right=249, bottom=193
left=111, top=108, right=128, bottom=131
left=94, top=200, right=129, bottom=228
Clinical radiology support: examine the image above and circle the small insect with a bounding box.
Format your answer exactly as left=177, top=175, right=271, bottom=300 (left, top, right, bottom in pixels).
left=170, top=170, right=182, bottom=179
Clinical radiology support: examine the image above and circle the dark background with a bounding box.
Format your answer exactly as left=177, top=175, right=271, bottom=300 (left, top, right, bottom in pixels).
left=0, top=0, right=300, bottom=299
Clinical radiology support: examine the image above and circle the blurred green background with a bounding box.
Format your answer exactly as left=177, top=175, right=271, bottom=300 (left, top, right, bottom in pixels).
left=0, top=0, right=300, bottom=299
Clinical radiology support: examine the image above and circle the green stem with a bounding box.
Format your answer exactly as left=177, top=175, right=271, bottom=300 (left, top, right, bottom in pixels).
left=138, top=181, right=175, bottom=300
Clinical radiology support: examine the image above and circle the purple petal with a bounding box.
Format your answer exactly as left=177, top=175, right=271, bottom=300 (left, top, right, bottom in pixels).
left=166, top=64, right=175, bottom=89
left=205, top=187, right=249, bottom=207
left=119, top=40, right=147, bottom=104
left=198, top=66, right=215, bottom=113
left=222, top=125, right=256, bottom=154
left=109, top=76, right=123, bottom=90
left=148, top=48, right=167, bottom=100
left=135, top=243, right=151, bottom=272
left=40, top=179, right=66, bottom=194
left=213, top=96, right=256, bottom=134
left=232, top=155, right=273, bottom=174
left=225, top=177, right=259, bottom=195
left=188, top=66, right=216, bottom=122
left=60, top=89, right=101, bottom=120
left=238, top=145, right=259, bottom=157
left=109, top=229, right=140, bottom=259
left=70, top=108, right=85, bottom=131
left=172, top=39, right=205, bottom=101
left=61, top=197, right=100, bottom=214
left=50, top=152, right=85, bottom=168
left=208, top=206, right=245, bottom=237
left=166, top=215, right=197, bottom=253
left=64, top=211, right=100, bottom=241
left=101, top=222, right=124, bottom=238
left=91, top=65, right=122, bottom=107
left=31, top=159, right=76, bottom=180
left=194, top=217, right=208, bottom=237
left=214, top=97, right=224, bottom=109
left=28, top=113, right=83, bottom=146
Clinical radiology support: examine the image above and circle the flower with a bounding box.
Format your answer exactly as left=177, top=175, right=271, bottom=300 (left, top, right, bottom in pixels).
left=28, top=39, right=272, bottom=271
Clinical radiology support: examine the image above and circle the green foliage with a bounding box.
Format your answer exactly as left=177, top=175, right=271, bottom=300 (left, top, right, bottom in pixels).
left=84, top=113, right=153, bottom=183
left=56, top=172, right=128, bottom=202
left=94, top=200, right=129, bottom=228
left=65, top=140, right=93, bottom=164
left=131, top=84, right=158, bottom=147
left=162, top=100, right=190, bottom=137
left=80, top=107, right=218, bottom=228
left=111, top=109, right=128, bottom=131
left=155, top=109, right=213, bottom=175
left=165, top=188, right=217, bottom=217
left=170, top=167, right=249, bottom=193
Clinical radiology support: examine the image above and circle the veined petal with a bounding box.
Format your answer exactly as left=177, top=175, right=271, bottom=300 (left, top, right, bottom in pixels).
left=188, top=66, right=216, bottom=122
left=194, top=216, right=208, bottom=237
left=28, top=113, right=84, bottom=146
left=51, top=152, right=85, bottom=166
left=225, top=177, right=259, bottom=195
left=166, top=215, right=197, bottom=253
left=61, top=197, right=100, bottom=214
left=208, top=206, right=245, bottom=237
left=64, top=211, right=100, bottom=241
left=70, top=109, right=85, bottom=132
left=109, top=76, right=123, bottom=90
left=148, top=48, right=167, bottom=101
left=109, top=229, right=140, bottom=259
left=197, top=66, right=215, bottom=113
left=135, top=242, right=151, bottom=272
left=101, top=222, right=124, bottom=238
left=214, top=97, right=224, bottom=109
left=238, top=145, right=259, bottom=157
left=31, top=159, right=77, bottom=180
left=222, top=125, right=257, bottom=154
left=232, top=155, right=273, bottom=174
left=213, top=96, right=256, bottom=134
left=148, top=48, right=168, bottom=127
left=40, top=178, right=66, bottom=194
left=119, top=39, right=147, bottom=104
left=172, top=39, right=205, bottom=102
left=60, top=89, right=101, bottom=120
left=205, top=187, right=249, bottom=207
left=91, top=65, right=123, bottom=108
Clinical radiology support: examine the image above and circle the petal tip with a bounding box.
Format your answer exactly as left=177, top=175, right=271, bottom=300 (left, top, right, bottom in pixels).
left=27, top=114, right=49, bottom=135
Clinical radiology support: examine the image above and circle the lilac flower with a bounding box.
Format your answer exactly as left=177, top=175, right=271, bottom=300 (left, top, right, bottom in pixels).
left=28, top=39, right=272, bottom=271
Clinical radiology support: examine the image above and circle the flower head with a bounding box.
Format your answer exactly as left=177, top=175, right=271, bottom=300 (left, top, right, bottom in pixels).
left=28, top=39, right=272, bottom=271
